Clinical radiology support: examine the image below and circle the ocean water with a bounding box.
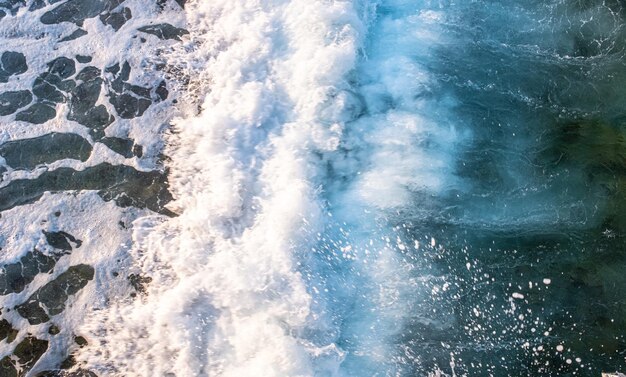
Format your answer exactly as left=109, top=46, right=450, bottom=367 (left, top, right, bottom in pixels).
left=1, top=0, right=626, bottom=376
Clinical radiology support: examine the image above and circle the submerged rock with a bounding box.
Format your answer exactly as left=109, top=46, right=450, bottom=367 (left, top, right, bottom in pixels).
left=154, top=80, right=168, bottom=101
left=59, top=29, right=88, bottom=42
left=100, top=137, right=135, bottom=158
left=40, top=0, right=124, bottom=25
left=128, top=273, right=151, bottom=295
left=13, top=336, right=48, bottom=371
left=0, top=90, right=32, bottom=116
left=1, top=51, right=27, bottom=74
left=36, top=369, right=98, bottom=377
left=32, top=57, right=77, bottom=104
left=109, top=93, right=151, bottom=119
left=0, top=249, right=62, bottom=295
left=75, top=55, right=92, bottom=64
left=43, top=231, right=82, bottom=251
left=0, top=319, right=16, bottom=342
left=28, top=0, right=45, bottom=10
left=0, top=336, right=49, bottom=375
left=48, top=57, right=76, bottom=79
left=15, top=103, right=56, bottom=124
left=0, top=51, right=27, bottom=82
left=0, top=0, right=25, bottom=13
left=137, top=23, right=188, bottom=41
left=0, top=357, right=17, bottom=377
left=73, top=336, right=87, bottom=347
left=68, top=66, right=113, bottom=136
left=156, top=0, right=185, bottom=9
left=33, top=79, right=66, bottom=103
left=0, top=163, right=174, bottom=215
left=100, top=6, right=131, bottom=31
left=0, top=133, right=92, bottom=170
left=48, top=324, right=60, bottom=335
left=16, top=264, right=94, bottom=325
left=106, top=61, right=155, bottom=119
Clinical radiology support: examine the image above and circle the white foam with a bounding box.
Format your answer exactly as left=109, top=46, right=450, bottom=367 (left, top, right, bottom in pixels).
left=79, top=0, right=465, bottom=375
left=80, top=1, right=365, bottom=375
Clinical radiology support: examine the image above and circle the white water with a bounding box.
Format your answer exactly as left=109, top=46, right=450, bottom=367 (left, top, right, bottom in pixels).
left=81, top=1, right=463, bottom=375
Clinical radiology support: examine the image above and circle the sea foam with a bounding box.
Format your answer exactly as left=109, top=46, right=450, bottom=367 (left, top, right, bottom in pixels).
left=80, top=0, right=463, bottom=375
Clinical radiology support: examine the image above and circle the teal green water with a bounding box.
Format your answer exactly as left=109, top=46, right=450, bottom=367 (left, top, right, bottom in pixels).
left=386, top=0, right=626, bottom=375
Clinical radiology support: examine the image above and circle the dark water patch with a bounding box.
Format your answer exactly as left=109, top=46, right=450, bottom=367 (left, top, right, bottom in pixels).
left=59, top=29, right=88, bottom=43
left=551, top=0, right=626, bottom=58
left=0, top=163, right=174, bottom=215
left=16, top=264, right=94, bottom=325
left=100, top=6, right=131, bottom=31
left=424, top=0, right=626, bottom=229
left=535, top=118, right=626, bottom=232
left=0, top=90, right=32, bottom=116
left=137, top=23, right=188, bottom=41
left=538, top=119, right=626, bottom=173
left=15, top=103, right=56, bottom=124
left=0, top=133, right=92, bottom=170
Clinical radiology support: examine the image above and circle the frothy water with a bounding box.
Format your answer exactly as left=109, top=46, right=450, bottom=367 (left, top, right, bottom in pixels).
left=79, top=0, right=466, bottom=375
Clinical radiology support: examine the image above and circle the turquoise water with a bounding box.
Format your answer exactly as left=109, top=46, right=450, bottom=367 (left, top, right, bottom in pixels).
left=349, top=0, right=626, bottom=375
